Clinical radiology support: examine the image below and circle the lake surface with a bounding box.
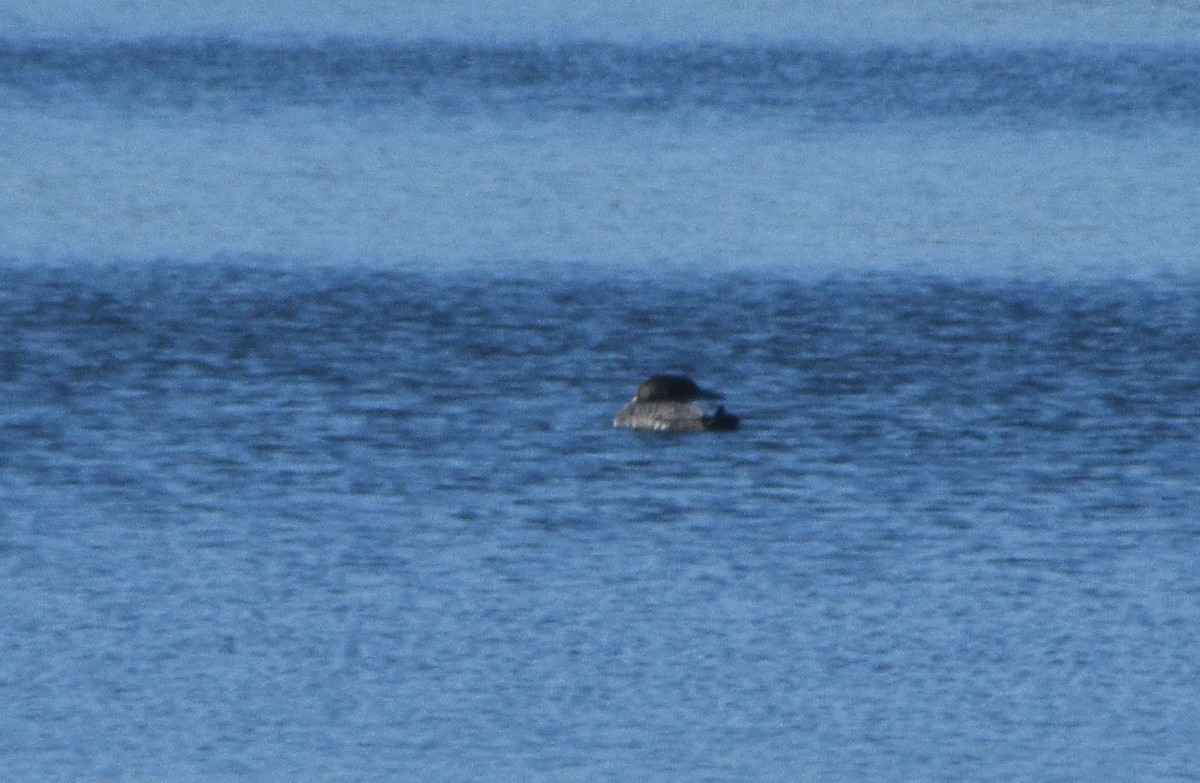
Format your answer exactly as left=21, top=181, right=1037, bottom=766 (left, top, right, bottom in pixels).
left=2, top=3, right=1200, bottom=780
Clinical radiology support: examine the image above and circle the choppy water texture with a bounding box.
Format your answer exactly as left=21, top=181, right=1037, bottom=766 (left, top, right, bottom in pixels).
left=2, top=265, right=1198, bottom=781
left=3, top=4, right=1200, bottom=780
left=3, top=38, right=1200, bottom=271
left=5, top=39, right=1199, bottom=122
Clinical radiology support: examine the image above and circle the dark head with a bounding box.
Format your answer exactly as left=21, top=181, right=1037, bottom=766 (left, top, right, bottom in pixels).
left=634, top=374, right=722, bottom=403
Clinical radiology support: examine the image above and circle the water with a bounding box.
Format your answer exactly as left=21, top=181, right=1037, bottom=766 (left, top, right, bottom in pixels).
left=3, top=3, right=1200, bottom=781
left=5, top=39, right=1200, bottom=271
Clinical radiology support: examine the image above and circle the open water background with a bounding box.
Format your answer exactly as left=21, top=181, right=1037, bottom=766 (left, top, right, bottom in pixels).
left=2, top=2, right=1200, bottom=780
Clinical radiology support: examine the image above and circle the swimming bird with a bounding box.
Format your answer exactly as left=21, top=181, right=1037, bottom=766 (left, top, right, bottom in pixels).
left=613, top=374, right=740, bottom=432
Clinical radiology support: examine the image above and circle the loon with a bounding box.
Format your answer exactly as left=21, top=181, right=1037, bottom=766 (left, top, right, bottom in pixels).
left=613, top=374, right=740, bottom=433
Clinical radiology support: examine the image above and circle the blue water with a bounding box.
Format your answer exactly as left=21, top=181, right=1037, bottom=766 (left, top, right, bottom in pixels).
left=3, top=3, right=1200, bottom=781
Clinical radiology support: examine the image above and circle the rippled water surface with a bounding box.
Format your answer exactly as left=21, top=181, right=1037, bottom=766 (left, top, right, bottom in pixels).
left=3, top=3, right=1200, bottom=779
left=2, top=265, right=1198, bottom=780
